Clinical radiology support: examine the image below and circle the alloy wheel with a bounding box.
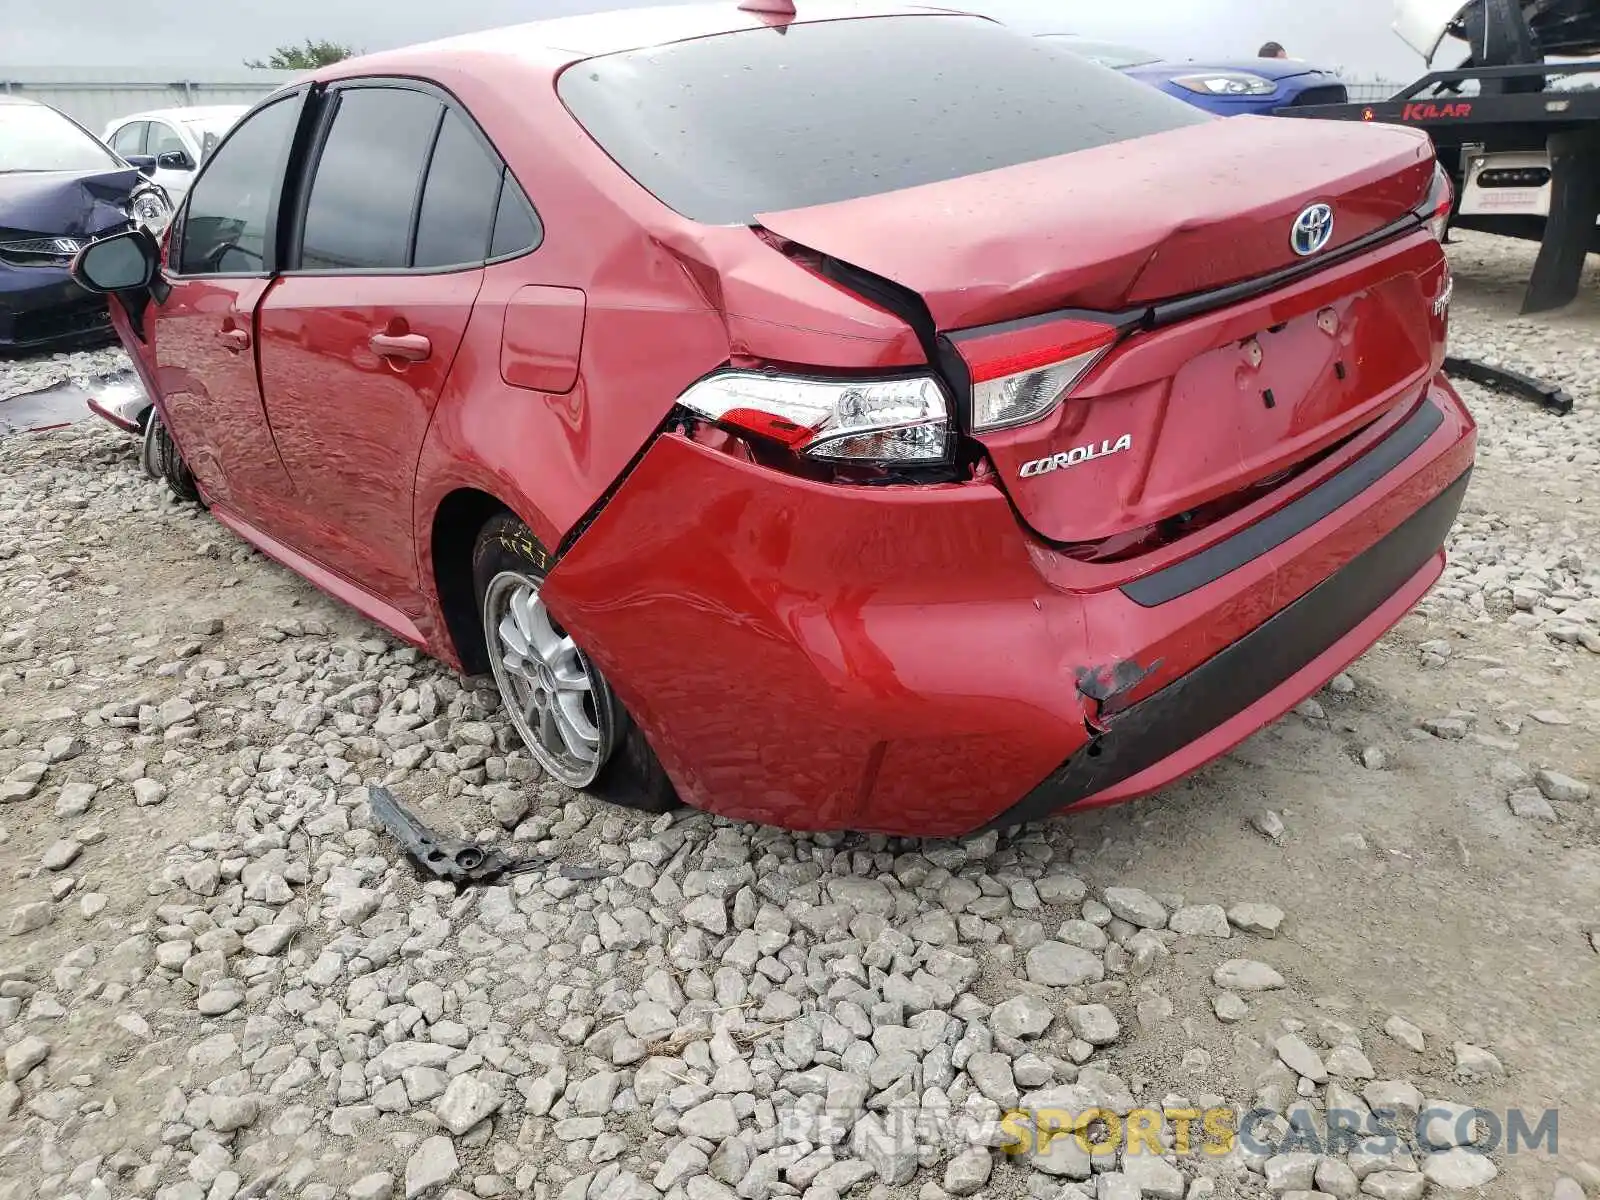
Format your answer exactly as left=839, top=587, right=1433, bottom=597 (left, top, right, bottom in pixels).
left=484, top=570, right=615, bottom=788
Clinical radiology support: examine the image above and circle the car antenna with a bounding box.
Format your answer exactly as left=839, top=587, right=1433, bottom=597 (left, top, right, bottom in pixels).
left=738, top=0, right=797, bottom=14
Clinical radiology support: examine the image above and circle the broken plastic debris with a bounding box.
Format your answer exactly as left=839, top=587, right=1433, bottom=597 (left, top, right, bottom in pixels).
left=1443, top=355, right=1574, bottom=415
left=366, top=785, right=609, bottom=888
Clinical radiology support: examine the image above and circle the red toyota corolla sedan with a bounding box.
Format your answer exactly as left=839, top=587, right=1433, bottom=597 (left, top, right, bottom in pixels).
left=74, top=0, right=1475, bottom=837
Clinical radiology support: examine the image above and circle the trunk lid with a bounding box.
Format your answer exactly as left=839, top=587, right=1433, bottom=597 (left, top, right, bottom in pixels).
left=755, top=115, right=1435, bottom=330
left=755, top=116, right=1445, bottom=550
left=956, top=234, right=1449, bottom=548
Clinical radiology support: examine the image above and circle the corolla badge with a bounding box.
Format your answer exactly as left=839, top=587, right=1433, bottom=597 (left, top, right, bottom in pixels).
left=1019, top=435, right=1133, bottom=479
left=1291, top=203, right=1335, bottom=256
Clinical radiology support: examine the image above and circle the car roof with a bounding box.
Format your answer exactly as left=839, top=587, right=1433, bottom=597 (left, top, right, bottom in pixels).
left=313, top=0, right=981, bottom=83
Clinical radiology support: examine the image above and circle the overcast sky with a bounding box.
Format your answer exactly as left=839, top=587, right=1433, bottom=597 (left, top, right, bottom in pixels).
left=0, top=0, right=1450, bottom=81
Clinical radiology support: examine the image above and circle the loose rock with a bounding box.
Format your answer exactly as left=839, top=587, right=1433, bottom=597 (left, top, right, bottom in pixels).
left=1066, top=1004, right=1121, bottom=1046
left=405, top=1137, right=459, bottom=1199
left=1534, top=769, right=1590, bottom=804
left=1169, top=904, right=1230, bottom=938
left=1383, top=1015, right=1426, bottom=1053
left=1422, top=1150, right=1499, bottom=1189
left=1027, top=941, right=1105, bottom=987
left=5, top=1036, right=49, bottom=1082
left=1227, top=904, right=1285, bottom=937
left=1213, top=959, right=1285, bottom=991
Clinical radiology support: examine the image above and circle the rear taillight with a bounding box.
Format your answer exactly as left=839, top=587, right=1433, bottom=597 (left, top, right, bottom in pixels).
left=951, top=318, right=1118, bottom=433
left=676, top=371, right=952, bottom=465
left=1421, top=161, right=1454, bottom=242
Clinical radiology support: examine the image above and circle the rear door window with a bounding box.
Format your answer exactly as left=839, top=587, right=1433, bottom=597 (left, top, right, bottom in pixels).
left=298, top=86, right=442, bottom=272
left=412, top=110, right=503, bottom=269
left=489, top=175, right=542, bottom=258
left=557, top=14, right=1209, bottom=225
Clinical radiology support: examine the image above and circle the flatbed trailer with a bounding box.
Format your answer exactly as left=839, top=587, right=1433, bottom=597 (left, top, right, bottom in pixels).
left=1285, top=56, right=1600, bottom=314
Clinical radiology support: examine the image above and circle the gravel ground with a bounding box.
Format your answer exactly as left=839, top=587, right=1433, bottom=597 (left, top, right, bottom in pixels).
left=0, top=344, right=131, bottom=404
left=0, top=231, right=1596, bottom=1200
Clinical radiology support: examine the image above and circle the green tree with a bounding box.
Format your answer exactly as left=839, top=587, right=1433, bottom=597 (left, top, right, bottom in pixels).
left=245, top=39, right=356, bottom=70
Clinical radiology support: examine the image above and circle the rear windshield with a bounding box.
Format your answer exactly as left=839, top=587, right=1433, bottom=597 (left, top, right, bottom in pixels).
left=557, top=14, right=1209, bottom=225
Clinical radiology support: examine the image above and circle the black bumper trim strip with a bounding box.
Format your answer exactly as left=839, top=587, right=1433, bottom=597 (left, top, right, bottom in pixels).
left=982, top=468, right=1470, bottom=833
left=1122, top=396, right=1446, bottom=608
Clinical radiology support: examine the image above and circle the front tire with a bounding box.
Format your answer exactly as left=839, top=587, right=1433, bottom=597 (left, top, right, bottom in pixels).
left=148, top=408, right=200, bottom=503
left=471, top=513, right=676, bottom=811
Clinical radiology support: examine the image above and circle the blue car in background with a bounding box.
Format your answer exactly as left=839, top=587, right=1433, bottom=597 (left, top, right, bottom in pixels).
left=1036, top=35, right=1349, bottom=116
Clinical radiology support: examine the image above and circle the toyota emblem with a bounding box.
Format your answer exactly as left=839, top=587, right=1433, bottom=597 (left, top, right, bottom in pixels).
left=1291, top=203, right=1335, bottom=257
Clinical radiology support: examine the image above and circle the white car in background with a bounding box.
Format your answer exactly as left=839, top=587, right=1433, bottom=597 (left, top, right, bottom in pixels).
left=100, top=105, right=247, bottom=204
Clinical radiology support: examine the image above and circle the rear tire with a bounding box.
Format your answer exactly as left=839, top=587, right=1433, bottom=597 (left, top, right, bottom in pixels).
left=471, top=512, right=676, bottom=813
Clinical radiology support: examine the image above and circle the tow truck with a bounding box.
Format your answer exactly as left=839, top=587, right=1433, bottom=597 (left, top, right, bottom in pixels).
left=1287, top=0, right=1600, bottom=315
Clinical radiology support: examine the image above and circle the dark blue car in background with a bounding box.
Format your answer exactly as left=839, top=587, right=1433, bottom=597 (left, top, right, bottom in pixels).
left=1, top=96, right=172, bottom=354
left=1037, top=35, right=1349, bottom=116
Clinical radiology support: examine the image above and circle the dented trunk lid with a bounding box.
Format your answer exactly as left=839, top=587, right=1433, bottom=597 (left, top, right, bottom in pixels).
left=756, top=117, right=1444, bottom=549
left=957, top=233, right=1450, bottom=548
left=755, top=115, right=1436, bottom=330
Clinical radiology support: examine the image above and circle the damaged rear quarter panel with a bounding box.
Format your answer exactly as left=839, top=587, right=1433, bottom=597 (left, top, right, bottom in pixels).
left=410, top=56, right=927, bottom=586
left=411, top=242, right=730, bottom=563
left=404, top=59, right=946, bottom=677
left=408, top=138, right=731, bottom=567
left=653, top=223, right=927, bottom=370
left=540, top=432, right=1100, bottom=835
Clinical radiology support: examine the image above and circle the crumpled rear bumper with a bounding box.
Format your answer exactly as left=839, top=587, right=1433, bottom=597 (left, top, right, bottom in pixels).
left=981, top=467, right=1467, bottom=830
left=542, top=378, right=1475, bottom=836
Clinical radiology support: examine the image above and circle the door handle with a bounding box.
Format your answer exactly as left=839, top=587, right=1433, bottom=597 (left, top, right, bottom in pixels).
left=370, top=332, right=431, bottom=362
left=217, top=328, right=250, bottom=352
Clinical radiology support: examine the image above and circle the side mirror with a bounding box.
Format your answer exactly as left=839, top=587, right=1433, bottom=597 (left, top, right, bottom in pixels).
left=156, top=150, right=195, bottom=171
left=125, top=153, right=158, bottom=178
left=72, top=229, right=159, bottom=294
